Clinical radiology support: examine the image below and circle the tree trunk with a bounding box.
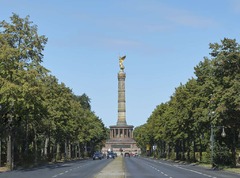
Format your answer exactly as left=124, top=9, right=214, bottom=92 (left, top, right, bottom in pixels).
left=199, top=138, right=202, bottom=162
left=65, top=140, right=68, bottom=160
left=48, top=135, right=51, bottom=161
left=182, top=140, right=185, bottom=160
left=24, top=118, right=29, bottom=157
left=163, top=141, right=166, bottom=158
left=75, top=144, right=78, bottom=159
left=34, top=129, right=38, bottom=164
left=44, top=137, right=49, bottom=158
left=186, top=139, right=190, bottom=161
left=193, top=140, right=196, bottom=162
left=167, top=143, right=170, bottom=159
left=0, top=136, right=2, bottom=167
left=232, top=131, right=237, bottom=167
left=68, top=143, right=71, bottom=159
left=78, top=142, right=81, bottom=158
left=175, top=141, right=180, bottom=160
left=56, top=143, right=60, bottom=161
left=7, top=134, right=13, bottom=170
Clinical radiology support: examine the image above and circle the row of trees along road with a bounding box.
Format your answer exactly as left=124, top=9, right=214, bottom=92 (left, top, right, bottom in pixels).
left=134, top=38, right=240, bottom=167
left=0, top=14, right=108, bottom=170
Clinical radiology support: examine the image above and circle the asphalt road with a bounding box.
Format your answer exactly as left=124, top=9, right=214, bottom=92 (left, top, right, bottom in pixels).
left=0, top=159, right=112, bottom=178
left=124, top=156, right=240, bottom=178
left=1, top=157, right=240, bottom=178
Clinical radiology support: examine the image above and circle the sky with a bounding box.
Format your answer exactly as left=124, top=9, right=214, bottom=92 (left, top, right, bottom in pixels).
left=1, top=0, right=240, bottom=128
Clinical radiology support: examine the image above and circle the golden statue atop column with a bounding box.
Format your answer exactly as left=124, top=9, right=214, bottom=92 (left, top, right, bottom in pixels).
left=119, top=55, right=126, bottom=71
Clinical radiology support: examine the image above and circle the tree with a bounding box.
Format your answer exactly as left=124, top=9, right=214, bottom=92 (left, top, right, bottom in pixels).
left=0, top=14, right=108, bottom=168
left=136, top=38, right=240, bottom=167
left=75, top=93, right=91, bottom=110
left=208, top=38, right=240, bottom=167
left=0, top=13, right=48, bottom=169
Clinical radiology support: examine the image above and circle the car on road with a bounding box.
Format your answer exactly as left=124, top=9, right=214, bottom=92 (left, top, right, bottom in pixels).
left=107, top=152, right=115, bottom=159
left=133, top=153, right=138, bottom=157
left=93, top=152, right=103, bottom=160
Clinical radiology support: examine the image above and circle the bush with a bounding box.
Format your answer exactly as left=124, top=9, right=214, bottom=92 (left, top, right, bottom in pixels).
left=213, top=143, right=232, bottom=166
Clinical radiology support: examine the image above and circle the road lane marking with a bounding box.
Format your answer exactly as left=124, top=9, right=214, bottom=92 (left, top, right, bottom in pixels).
left=173, top=165, right=217, bottom=178
left=52, top=161, right=93, bottom=177
left=142, top=157, right=218, bottom=178
left=143, top=162, right=173, bottom=178
left=146, top=158, right=217, bottom=178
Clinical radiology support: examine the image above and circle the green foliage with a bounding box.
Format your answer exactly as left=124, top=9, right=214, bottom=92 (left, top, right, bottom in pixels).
left=75, top=93, right=91, bottom=110
left=0, top=14, right=107, bottom=167
left=136, top=38, right=240, bottom=167
left=213, top=143, right=232, bottom=167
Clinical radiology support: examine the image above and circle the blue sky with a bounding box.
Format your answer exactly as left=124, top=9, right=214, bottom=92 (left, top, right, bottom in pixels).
left=1, top=0, right=240, bottom=127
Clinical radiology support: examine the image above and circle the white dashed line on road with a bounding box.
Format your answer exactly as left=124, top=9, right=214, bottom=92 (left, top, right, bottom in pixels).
left=52, top=162, right=92, bottom=177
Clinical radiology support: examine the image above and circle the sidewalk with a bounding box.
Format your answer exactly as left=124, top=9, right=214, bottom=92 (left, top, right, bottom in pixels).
left=0, top=167, right=8, bottom=173
left=94, top=156, right=125, bottom=178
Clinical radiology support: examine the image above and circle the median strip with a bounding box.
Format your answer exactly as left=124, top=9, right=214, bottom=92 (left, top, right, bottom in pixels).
left=94, top=157, right=125, bottom=178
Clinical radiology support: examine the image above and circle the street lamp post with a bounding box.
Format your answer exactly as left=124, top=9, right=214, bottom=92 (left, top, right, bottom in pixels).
left=210, top=124, right=226, bottom=168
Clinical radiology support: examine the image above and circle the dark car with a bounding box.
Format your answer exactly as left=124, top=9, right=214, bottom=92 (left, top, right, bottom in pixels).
left=93, top=152, right=103, bottom=160
left=107, top=152, right=115, bottom=159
